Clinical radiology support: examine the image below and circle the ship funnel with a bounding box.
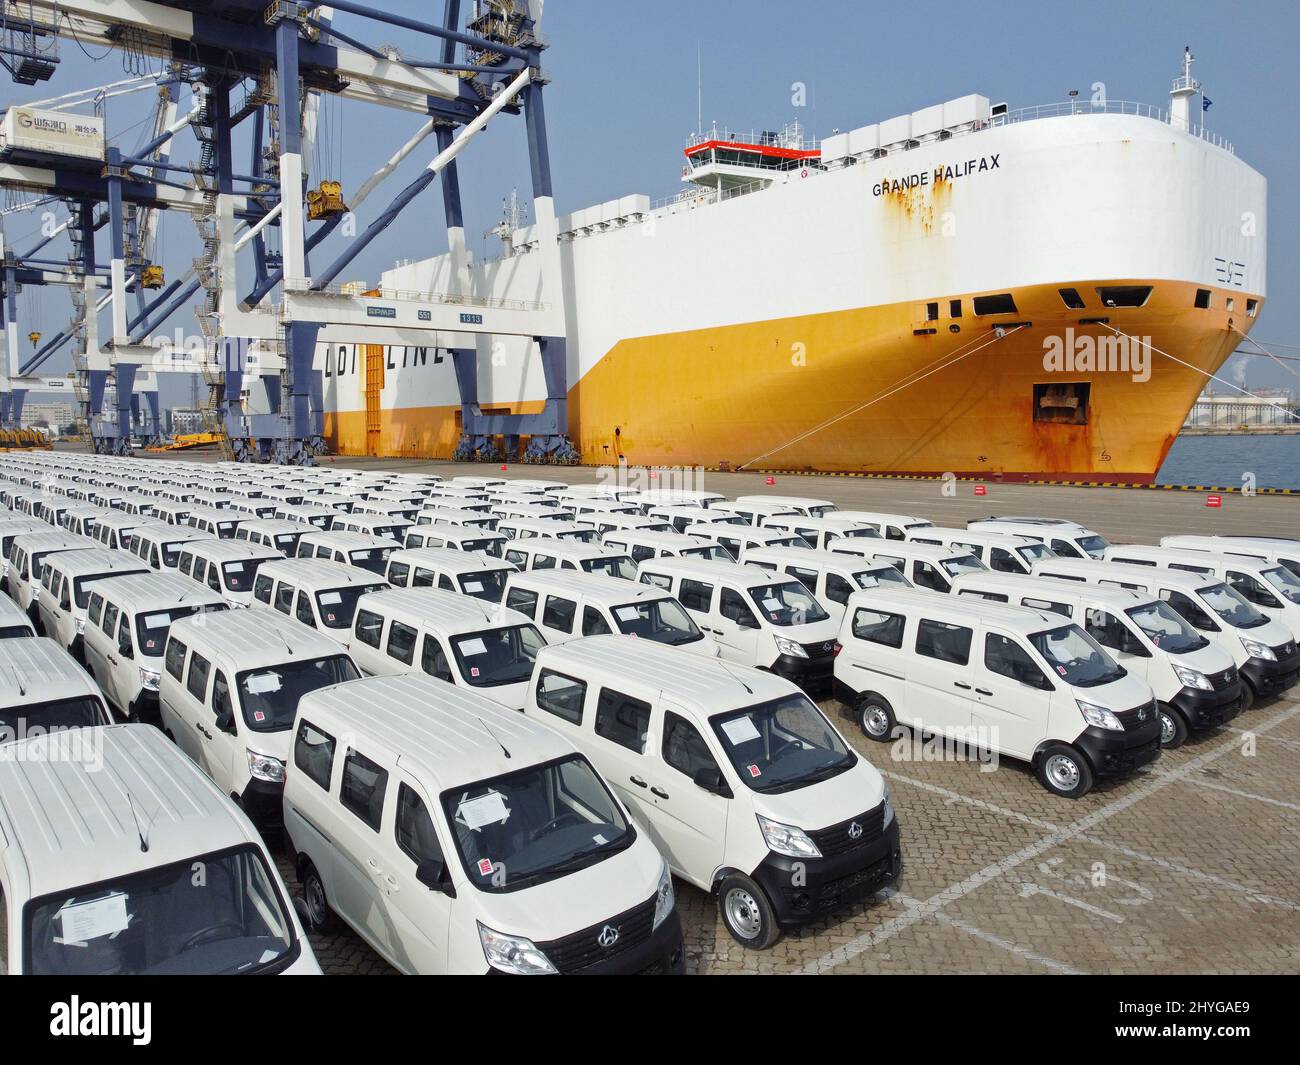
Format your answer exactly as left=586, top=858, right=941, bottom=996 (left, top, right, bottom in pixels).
left=1169, top=46, right=1200, bottom=131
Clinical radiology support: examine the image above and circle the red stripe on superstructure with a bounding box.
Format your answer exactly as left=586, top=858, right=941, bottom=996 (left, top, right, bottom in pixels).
left=684, top=140, right=821, bottom=161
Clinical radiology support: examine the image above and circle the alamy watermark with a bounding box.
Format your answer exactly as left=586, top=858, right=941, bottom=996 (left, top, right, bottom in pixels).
left=1043, top=327, right=1151, bottom=383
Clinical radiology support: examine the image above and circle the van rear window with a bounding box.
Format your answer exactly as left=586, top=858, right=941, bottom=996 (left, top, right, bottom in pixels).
left=852, top=608, right=905, bottom=647
left=536, top=669, right=586, bottom=724
left=916, top=618, right=973, bottom=664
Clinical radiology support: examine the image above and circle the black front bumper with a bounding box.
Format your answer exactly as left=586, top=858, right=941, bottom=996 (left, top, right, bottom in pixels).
left=770, top=652, right=835, bottom=694
left=1073, top=720, right=1163, bottom=777
left=240, top=777, right=286, bottom=830
left=752, top=816, right=902, bottom=928
left=1170, top=682, right=1244, bottom=731
left=1241, top=651, right=1300, bottom=698
left=129, top=688, right=160, bottom=726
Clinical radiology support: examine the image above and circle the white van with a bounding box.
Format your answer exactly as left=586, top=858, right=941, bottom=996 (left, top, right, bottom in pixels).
left=127, top=522, right=215, bottom=572
left=0, top=597, right=36, bottom=639
left=626, top=488, right=726, bottom=511
left=502, top=538, right=638, bottom=581
left=177, top=539, right=284, bottom=607
left=235, top=518, right=308, bottom=556
left=296, top=530, right=401, bottom=577
left=35, top=548, right=150, bottom=659
left=636, top=557, right=840, bottom=690
left=404, top=524, right=508, bottom=557
left=645, top=506, right=747, bottom=535
left=186, top=505, right=250, bottom=540
left=734, top=494, right=838, bottom=518
left=742, top=545, right=913, bottom=624
left=688, top=524, right=807, bottom=561
left=967, top=516, right=1111, bottom=559
left=709, top=501, right=802, bottom=526
left=504, top=569, right=719, bottom=656
left=414, top=505, right=499, bottom=532
left=525, top=636, right=899, bottom=948
left=160, top=610, right=361, bottom=828
left=385, top=547, right=515, bottom=603
left=1030, top=558, right=1299, bottom=708
left=829, top=538, right=988, bottom=594
left=832, top=511, right=933, bottom=541
left=0, top=637, right=112, bottom=739
left=1161, top=535, right=1300, bottom=579
left=906, top=527, right=1057, bottom=574
left=82, top=573, right=229, bottom=724
left=600, top=529, right=733, bottom=564
left=583, top=512, right=673, bottom=537
left=250, top=558, right=388, bottom=638
left=332, top=512, right=412, bottom=542
left=0, top=724, right=319, bottom=974
left=276, top=503, right=338, bottom=530
left=349, top=588, right=544, bottom=709
left=834, top=588, right=1161, bottom=797
left=5, top=531, right=97, bottom=615
left=761, top=515, right=882, bottom=551
left=283, top=672, right=682, bottom=974
left=58, top=504, right=112, bottom=539
left=496, top=517, right=600, bottom=544
left=87, top=511, right=159, bottom=552
left=951, top=572, right=1243, bottom=747
left=1103, top=543, right=1300, bottom=642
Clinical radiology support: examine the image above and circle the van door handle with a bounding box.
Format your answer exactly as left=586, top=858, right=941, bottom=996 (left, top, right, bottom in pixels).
left=630, top=776, right=648, bottom=788
left=650, top=786, right=669, bottom=799
left=954, top=681, right=971, bottom=690
left=107, top=654, right=118, bottom=666
left=975, top=688, right=993, bottom=696
left=366, top=858, right=384, bottom=877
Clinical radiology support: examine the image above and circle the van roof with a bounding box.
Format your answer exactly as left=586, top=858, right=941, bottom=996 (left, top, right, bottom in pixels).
left=1031, top=558, right=1219, bottom=590
left=951, top=571, right=1153, bottom=607
left=735, top=494, right=834, bottom=507
left=839, top=540, right=974, bottom=562
left=0, top=637, right=100, bottom=707
left=602, top=530, right=713, bottom=550
left=538, top=635, right=795, bottom=715
left=389, top=547, right=512, bottom=571
left=910, top=526, right=1038, bottom=546
left=133, top=524, right=212, bottom=543
left=0, top=724, right=261, bottom=900
left=170, top=608, right=343, bottom=667
left=95, top=571, right=227, bottom=609
left=42, top=548, right=149, bottom=578
left=358, top=587, right=527, bottom=631
left=509, top=569, right=667, bottom=600
left=299, top=531, right=402, bottom=551
left=0, top=596, right=32, bottom=625
left=259, top=558, right=384, bottom=588
left=849, top=585, right=1061, bottom=629
left=9, top=531, right=94, bottom=553
left=639, top=556, right=777, bottom=586
left=744, top=545, right=891, bottom=570
left=238, top=519, right=303, bottom=535
left=1106, top=544, right=1265, bottom=571
left=186, top=539, right=282, bottom=563
left=506, top=539, right=621, bottom=560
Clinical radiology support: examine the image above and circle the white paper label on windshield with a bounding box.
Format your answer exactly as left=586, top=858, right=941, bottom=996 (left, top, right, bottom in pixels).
left=721, top=716, right=761, bottom=744
left=463, top=580, right=483, bottom=592
left=59, top=894, right=129, bottom=942
left=245, top=672, right=282, bottom=694
left=615, top=606, right=640, bottom=621
left=224, top=562, right=246, bottom=574
left=459, top=637, right=487, bottom=656
left=143, top=613, right=170, bottom=628
left=762, top=598, right=781, bottom=611
left=457, top=791, right=510, bottom=830
left=319, top=592, right=342, bottom=605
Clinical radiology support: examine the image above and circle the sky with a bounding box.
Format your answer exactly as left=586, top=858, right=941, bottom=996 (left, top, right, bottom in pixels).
left=3, top=0, right=1297, bottom=408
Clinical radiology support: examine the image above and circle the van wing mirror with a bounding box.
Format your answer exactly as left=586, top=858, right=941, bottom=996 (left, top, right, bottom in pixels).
left=692, top=767, right=732, bottom=797
left=214, top=710, right=236, bottom=734
left=416, top=858, right=456, bottom=896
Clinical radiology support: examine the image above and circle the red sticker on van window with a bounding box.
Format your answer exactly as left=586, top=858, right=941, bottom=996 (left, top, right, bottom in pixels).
left=1057, top=665, right=1068, bottom=676
left=254, top=711, right=266, bottom=722
left=477, top=858, right=494, bottom=876
left=747, top=764, right=761, bottom=778
left=470, top=667, right=480, bottom=678
left=326, top=613, right=336, bottom=622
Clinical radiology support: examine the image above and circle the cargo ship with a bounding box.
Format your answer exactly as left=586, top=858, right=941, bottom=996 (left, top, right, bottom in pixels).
left=320, top=51, right=1267, bottom=481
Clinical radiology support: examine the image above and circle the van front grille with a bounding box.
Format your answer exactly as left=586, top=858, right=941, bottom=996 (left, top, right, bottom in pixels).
left=807, top=804, right=885, bottom=857
left=536, top=894, right=657, bottom=973
left=1113, top=700, right=1158, bottom=731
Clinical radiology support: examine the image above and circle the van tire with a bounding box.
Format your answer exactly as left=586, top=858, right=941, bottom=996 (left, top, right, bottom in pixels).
left=1036, top=744, right=1094, bottom=798
left=857, top=694, right=896, bottom=742
left=718, top=873, right=781, bottom=950
left=1239, top=681, right=1256, bottom=712
left=1157, top=703, right=1189, bottom=749
left=300, top=861, right=338, bottom=934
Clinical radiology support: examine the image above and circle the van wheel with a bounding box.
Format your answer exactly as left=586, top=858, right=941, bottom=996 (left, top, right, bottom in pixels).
left=718, top=873, right=781, bottom=950
left=1157, top=704, right=1189, bottom=749
left=300, top=861, right=338, bottom=934
left=1036, top=745, right=1094, bottom=799
left=857, top=694, right=896, bottom=742
left=1239, top=681, right=1256, bottom=712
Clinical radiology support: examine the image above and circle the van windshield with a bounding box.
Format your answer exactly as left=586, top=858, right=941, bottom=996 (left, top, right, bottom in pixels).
left=24, top=845, right=297, bottom=975
left=274, top=533, right=301, bottom=552
left=316, top=585, right=385, bottom=629
left=443, top=755, right=633, bottom=893
left=237, top=655, right=359, bottom=731
left=458, top=570, right=508, bottom=603
left=612, top=598, right=704, bottom=645
left=747, top=582, right=830, bottom=626
left=581, top=554, right=638, bottom=580
left=711, top=694, right=855, bottom=794
left=222, top=559, right=272, bottom=593
left=855, top=566, right=911, bottom=589
left=136, top=605, right=227, bottom=657
left=1125, top=601, right=1209, bottom=654
left=681, top=545, right=732, bottom=561
left=1262, top=565, right=1300, bottom=605
left=1199, top=583, right=1268, bottom=629
left=0, top=695, right=108, bottom=735
left=1029, top=624, right=1126, bottom=687
left=346, top=548, right=393, bottom=575
left=461, top=537, right=503, bottom=558
left=451, top=625, right=546, bottom=687
left=1017, top=542, right=1055, bottom=563
left=1077, top=534, right=1111, bottom=558
left=941, top=554, right=987, bottom=577
left=555, top=528, right=599, bottom=544
left=841, top=527, right=881, bottom=539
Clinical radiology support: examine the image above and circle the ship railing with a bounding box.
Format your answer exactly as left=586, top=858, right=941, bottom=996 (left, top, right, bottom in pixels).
left=295, top=282, right=549, bottom=313
left=993, top=99, right=1235, bottom=153
left=686, top=124, right=819, bottom=152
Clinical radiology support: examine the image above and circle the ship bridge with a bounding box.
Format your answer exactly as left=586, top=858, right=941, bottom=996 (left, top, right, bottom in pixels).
left=683, top=121, right=819, bottom=194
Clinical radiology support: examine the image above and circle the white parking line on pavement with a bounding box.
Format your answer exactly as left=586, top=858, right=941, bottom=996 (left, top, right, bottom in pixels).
left=1144, top=770, right=1300, bottom=814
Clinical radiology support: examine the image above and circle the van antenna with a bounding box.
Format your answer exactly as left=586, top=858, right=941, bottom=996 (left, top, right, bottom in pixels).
left=716, top=660, right=754, bottom=695
left=475, top=716, right=511, bottom=759
left=125, top=791, right=150, bottom=853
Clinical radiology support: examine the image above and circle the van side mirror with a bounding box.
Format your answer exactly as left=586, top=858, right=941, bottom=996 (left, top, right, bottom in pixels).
left=214, top=710, right=236, bottom=734
left=118, top=635, right=134, bottom=659
left=416, top=858, right=456, bottom=896
left=693, top=767, right=732, bottom=798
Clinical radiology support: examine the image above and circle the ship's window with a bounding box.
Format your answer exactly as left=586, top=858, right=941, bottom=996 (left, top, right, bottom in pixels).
left=1033, top=382, right=1090, bottom=425
left=913, top=328, right=937, bottom=336
left=926, top=302, right=939, bottom=322
left=1058, top=288, right=1086, bottom=310
left=1225, top=298, right=1235, bottom=313
left=1246, top=299, right=1258, bottom=317
left=1194, top=289, right=1211, bottom=309
left=949, top=299, right=962, bottom=318
left=973, top=293, right=1017, bottom=315
left=1096, top=286, right=1152, bottom=308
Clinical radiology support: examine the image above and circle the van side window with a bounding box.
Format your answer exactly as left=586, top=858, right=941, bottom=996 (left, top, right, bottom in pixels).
left=533, top=554, right=556, bottom=571
left=1041, top=571, right=1085, bottom=582
left=885, top=526, right=906, bottom=541
left=787, top=566, right=818, bottom=593
left=294, top=720, right=336, bottom=790
left=959, top=589, right=1009, bottom=603
left=851, top=608, right=905, bottom=647
left=536, top=669, right=586, bottom=725
left=630, top=544, right=655, bottom=563
left=294, top=592, right=316, bottom=628
left=387, top=561, right=410, bottom=587
left=411, top=567, right=435, bottom=588
left=164, top=637, right=187, bottom=681
left=355, top=609, right=384, bottom=648
left=581, top=606, right=612, bottom=636
left=679, top=579, right=713, bottom=612
left=101, top=602, right=120, bottom=635
left=211, top=671, right=233, bottom=719
left=640, top=572, right=671, bottom=590
left=984, top=633, right=1049, bottom=688
left=186, top=652, right=212, bottom=700
left=504, top=549, right=527, bottom=567
left=387, top=621, right=418, bottom=665
left=506, top=587, right=538, bottom=616
left=88, top=592, right=104, bottom=627
left=542, top=595, right=576, bottom=632
left=438, top=575, right=456, bottom=591
left=1085, top=609, right=1137, bottom=654
left=720, top=588, right=758, bottom=627
left=913, top=561, right=950, bottom=593
left=663, top=711, right=721, bottom=781
left=420, top=637, right=453, bottom=682
left=989, top=547, right=1020, bottom=573
left=916, top=618, right=972, bottom=665
left=825, top=573, right=854, bottom=605
left=396, top=784, right=443, bottom=864
left=178, top=553, right=193, bottom=577
left=1227, top=571, right=1281, bottom=609
left=253, top=574, right=274, bottom=604
left=1050, top=539, right=1082, bottom=558
left=206, top=565, right=221, bottom=592
left=340, top=750, right=389, bottom=832
left=1022, top=597, right=1070, bottom=617
left=595, top=688, right=651, bottom=754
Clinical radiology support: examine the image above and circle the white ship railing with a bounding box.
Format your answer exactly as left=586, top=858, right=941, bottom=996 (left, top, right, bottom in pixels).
left=302, top=281, right=548, bottom=313
left=993, top=99, right=1234, bottom=152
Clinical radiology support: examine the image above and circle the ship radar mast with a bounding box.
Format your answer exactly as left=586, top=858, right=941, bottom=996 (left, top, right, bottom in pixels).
left=1170, top=46, right=1201, bottom=131
left=488, top=188, right=529, bottom=258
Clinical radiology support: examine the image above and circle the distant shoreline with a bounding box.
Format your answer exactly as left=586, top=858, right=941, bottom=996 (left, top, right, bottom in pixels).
left=1178, top=426, right=1300, bottom=437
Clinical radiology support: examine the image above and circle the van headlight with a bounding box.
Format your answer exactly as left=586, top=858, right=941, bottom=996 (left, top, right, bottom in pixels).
left=1240, top=637, right=1276, bottom=661
left=246, top=750, right=285, bottom=784
left=652, top=863, right=675, bottom=931
left=1173, top=664, right=1213, bottom=691
left=757, top=814, right=822, bottom=859
left=773, top=635, right=807, bottom=658
left=477, top=923, right=557, bottom=975
left=1076, top=699, right=1124, bottom=732
left=138, top=668, right=161, bottom=691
